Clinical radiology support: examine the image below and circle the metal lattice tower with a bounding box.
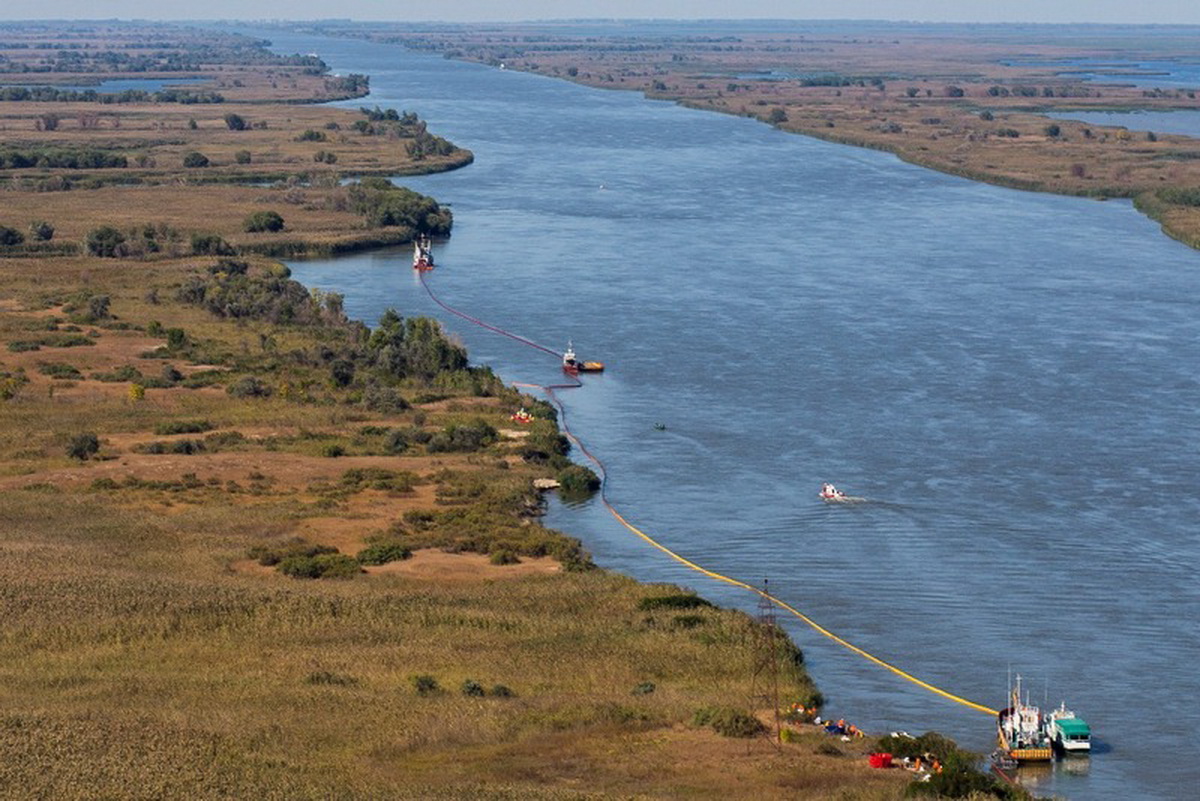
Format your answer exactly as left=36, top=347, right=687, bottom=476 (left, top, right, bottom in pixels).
left=749, top=578, right=782, bottom=747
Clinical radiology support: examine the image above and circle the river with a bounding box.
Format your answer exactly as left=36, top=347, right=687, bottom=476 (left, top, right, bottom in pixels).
left=255, top=29, right=1199, bottom=801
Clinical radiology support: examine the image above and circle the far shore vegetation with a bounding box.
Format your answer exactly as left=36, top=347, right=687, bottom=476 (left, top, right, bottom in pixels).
left=321, top=18, right=1200, bottom=253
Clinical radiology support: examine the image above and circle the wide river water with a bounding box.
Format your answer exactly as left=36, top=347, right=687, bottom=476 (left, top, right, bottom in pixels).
left=260, top=30, right=1199, bottom=800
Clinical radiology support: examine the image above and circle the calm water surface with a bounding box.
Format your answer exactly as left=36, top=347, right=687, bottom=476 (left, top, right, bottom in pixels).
left=262, top=31, right=1200, bottom=801
left=1051, top=109, right=1200, bottom=138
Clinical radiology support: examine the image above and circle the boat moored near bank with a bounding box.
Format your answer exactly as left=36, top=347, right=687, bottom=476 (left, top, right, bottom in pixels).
left=1046, top=703, right=1092, bottom=754
left=997, top=675, right=1054, bottom=763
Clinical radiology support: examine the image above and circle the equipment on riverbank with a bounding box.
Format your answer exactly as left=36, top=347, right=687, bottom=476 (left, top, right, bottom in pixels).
left=412, top=234, right=435, bottom=271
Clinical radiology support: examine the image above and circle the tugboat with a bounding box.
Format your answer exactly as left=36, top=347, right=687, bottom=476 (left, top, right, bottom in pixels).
left=562, top=341, right=604, bottom=374
left=819, top=482, right=847, bottom=502
left=997, top=675, right=1054, bottom=763
left=412, top=234, right=435, bottom=271
left=1046, top=702, right=1091, bottom=754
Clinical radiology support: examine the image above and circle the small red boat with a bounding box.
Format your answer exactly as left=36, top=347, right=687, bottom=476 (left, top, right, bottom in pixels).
left=412, top=234, right=435, bottom=271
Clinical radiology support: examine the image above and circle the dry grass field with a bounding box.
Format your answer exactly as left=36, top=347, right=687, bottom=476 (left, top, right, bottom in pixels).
left=0, top=22, right=938, bottom=800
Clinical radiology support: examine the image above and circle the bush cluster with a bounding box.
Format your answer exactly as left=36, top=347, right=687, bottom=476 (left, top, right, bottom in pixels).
left=0, top=147, right=128, bottom=169
left=355, top=542, right=412, bottom=566
left=347, top=179, right=453, bottom=234
left=692, top=706, right=765, bottom=738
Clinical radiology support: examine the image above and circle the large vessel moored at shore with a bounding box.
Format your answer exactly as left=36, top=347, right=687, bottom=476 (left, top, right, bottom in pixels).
left=997, top=675, right=1054, bottom=763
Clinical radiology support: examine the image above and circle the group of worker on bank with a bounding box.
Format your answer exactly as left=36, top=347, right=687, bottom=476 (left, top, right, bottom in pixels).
left=784, top=702, right=866, bottom=738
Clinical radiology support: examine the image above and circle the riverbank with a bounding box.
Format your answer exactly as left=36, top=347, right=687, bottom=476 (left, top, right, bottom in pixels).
left=327, top=19, right=1200, bottom=255
left=0, top=21, right=931, bottom=799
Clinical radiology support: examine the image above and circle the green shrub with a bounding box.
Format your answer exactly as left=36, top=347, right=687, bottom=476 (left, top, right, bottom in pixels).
left=234, top=150, right=252, bottom=164
left=154, top=419, right=213, bottom=436
left=340, top=467, right=417, bottom=493
left=632, top=682, right=656, bottom=696
left=383, top=428, right=408, bottom=454
left=638, top=593, right=714, bottom=612
left=29, top=221, right=54, bottom=241
left=0, top=226, right=25, bottom=246
left=182, top=151, right=210, bottom=168
left=305, top=671, right=357, bottom=686
left=321, top=443, right=346, bottom=458
left=557, top=464, right=601, bottom=495
left=673, top=614, right=706, bottom=629
left=426, top=419, right=497, bottom=453
left=461, top=679, right=485, bottom=697
left=278, top=553, right=361, bottom=579
left=490, top=684, right=514, bottom=698
left=37, top=363, right=81, bottom=379
left=90, top=365, right=143, bottom=383
left=693, top=706, right=765, bottom=738
left=248, top=540, right=337, bottom=567
left=362, top=384, right=410, bottom=413
left=489, top=548, right=520, bottom=565
left=227, top=376, right=272, bottom=398
left=7, top=341, right=40, bottom=353
left=244, top=210, right=285, bottom=233
left=296, top=129, right=326, bottom=142
left=356, top=542, right=412, bottom=566
left=191, top=233, right=234, bottom=255
left=411, top=674, right=439, bottom=695
left=815, top=741, right=843, bottom=757
left=65, top=432, right=100, bottom=461
left=85, top=225, right=126, bottom=257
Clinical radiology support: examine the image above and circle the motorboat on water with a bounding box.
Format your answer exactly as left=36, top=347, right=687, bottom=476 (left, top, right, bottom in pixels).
left=1046, top=702, right=1091, bottom=754
left=412, top=234, right=434, bottom=271
left=562, top=341, right=604, bottom=374
left=819, top=482, right=847, bottom=502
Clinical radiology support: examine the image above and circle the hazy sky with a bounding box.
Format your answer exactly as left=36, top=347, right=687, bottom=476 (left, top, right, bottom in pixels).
left=2, top=0, right=1199, bottom=25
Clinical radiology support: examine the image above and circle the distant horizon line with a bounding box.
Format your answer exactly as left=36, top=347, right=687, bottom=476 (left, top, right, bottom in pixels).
left=4, top=17, right=1200, bottom=28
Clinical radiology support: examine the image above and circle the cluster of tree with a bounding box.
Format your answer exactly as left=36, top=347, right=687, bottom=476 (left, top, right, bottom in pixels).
left=0, top=86, right=224, bottom=103
left=347, top=178, right=453, bottom=234
left=85, top=222, right=180, bottom=258
left=325, top=73, right=369, bottom=95
left=0, top=220, right=53, bottom=247
left=176, top=259, right=338, bottom=326
left=406, top=129, right=458, bottom=160
left=360, top=105, right=419, bottom=123
left=366, top=309, right=467, bottom=381
left=797, top=74, right=872, bottom=87
left=0, top=147, right=127, bottom=169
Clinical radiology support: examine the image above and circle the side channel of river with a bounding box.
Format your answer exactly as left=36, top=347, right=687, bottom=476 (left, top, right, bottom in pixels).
left=259, top=29, right=1200, bottom=801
